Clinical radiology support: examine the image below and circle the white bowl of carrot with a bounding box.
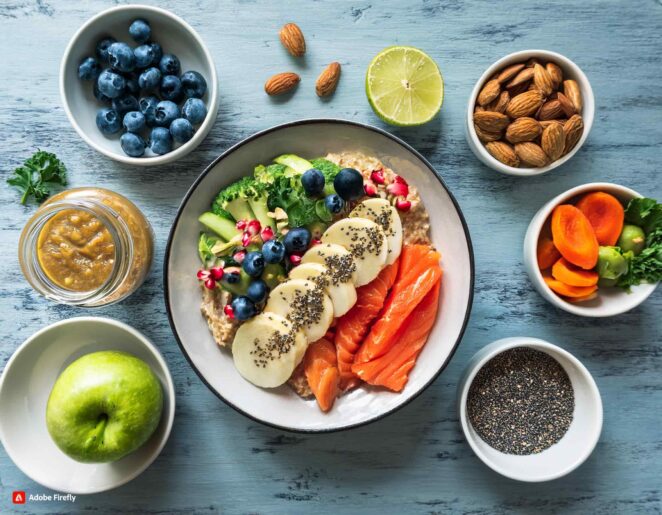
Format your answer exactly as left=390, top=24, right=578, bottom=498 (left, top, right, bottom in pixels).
left=524, top=182, right=659, bottom=317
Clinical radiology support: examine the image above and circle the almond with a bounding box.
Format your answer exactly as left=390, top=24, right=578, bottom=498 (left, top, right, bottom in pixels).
left=546, top=62, right=563, bottom=90
left=556, top=92, right=577, bottom=118
left=526, top=58, right=541, bottom=68
left=265, top=72, right=300, bottom=96
left=540, top=119, right=566, bottom=130
left=533, top=64, right=554, bottom=97
left=507, top=81, right=530, bottom=97
left=485, top=141, right=520, bottom=167
left=514, top=142, right=549, bottom=167
left=563, top=80, right=583, bottom=112
left=486, top=90, right=510, bottom=114
left=505, top=117, right=541, bottom=143
left=563, top=114, right=584, bottom=154
left=316, top=62, right=341, bottom=97
left=497, top=63, right=525, bottom=84
left=506, top=89, right=543, bottom=118
left=477, top=79, right=501, bottom=107
left=506, top=67, right=534, bottom=88
left=279, top=23, right=306, bottom=57
left=473, top=111, right=510, bottom=132
left=537, top=99, right=564, bottom=120
left=474, top=124, right=502, bottom=143
left=474, top=105, right=485, bottom=113
left=541, top=123, right=565, bottom=161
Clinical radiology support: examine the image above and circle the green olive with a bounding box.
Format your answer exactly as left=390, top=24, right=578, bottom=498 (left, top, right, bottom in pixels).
left=597, top=246, right=628, bottom=280
left=618, top=224, right=646, bottom=256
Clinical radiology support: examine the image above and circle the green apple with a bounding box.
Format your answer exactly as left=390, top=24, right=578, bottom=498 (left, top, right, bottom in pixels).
left=46, top=350, right=163, bottom=463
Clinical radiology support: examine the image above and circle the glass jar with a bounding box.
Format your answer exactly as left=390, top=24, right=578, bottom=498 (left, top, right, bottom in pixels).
left=19, top=187, right=154, bottom=307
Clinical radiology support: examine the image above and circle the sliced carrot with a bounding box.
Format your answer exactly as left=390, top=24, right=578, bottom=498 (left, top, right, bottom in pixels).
left=576, top=191, right=624, bottom=246
left=334, top=260, right=400, bottom=391
left=544, top=275, right=598, bottom=298
left=303, top=338, right=339, bottom=412
left=537, top=236, right=561, bottom=270
left=352, top=279, right=441, bottom=392
left=354, top=260, right=442, bottom=364
left=551, top=257, right=599, bottom=287
left=566, top=292, right=599, bottom=303
left=551, top=204, right=599, bottom=270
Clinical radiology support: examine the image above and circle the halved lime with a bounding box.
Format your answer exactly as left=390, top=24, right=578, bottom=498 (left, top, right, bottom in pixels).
left=366, top=46, right=444, bottom=127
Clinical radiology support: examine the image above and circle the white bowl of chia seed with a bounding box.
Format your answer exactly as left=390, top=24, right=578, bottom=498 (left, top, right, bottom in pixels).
left=457, top=337, right=603, bottom=482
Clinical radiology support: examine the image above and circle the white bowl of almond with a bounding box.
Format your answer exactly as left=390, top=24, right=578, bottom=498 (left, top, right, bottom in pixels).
left=466, top=50, right=594, bottom=176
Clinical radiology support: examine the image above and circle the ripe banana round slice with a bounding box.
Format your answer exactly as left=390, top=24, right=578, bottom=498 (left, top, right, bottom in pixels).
left=265, top=279, right=334, bottom=343
left=301, top=243, right=359, bottom=287
left=350, top=198, right=403, bottom=265
left=321, top=218, right=388, bottom=286
left=289, top=262, right=357, bottom=317
left=232, top=313, right=306, bottom=388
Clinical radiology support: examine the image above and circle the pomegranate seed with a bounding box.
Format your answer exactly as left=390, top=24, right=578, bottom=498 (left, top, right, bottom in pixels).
left=233, top=250, right=246, bottom=263
left=209, top=267, right=224, bottom=280
left=393, top=174, right=409, bottom=186
left=386, top=181, right=409, bottom=198
left=370, top=169, right=385, bottom=184
left=197, top=269, right=210, bottom=280
left=204, top=278, right=216, bottom=289
left=260, top=226, right=274, bottom=241
left=223, top=304, right=235, bottom=319
left=364, top=182, right=377, bottom=196
left=241, top=232, right=252, bottom=247
left=235, top=220, right=247, bottom=230
left=311, top=238, right=322, bottom=246
left=395, top=198, right=412, bottom=211
left=246, top=219, right=261, bottom=235
left=289, top=254, right=302, bottom=265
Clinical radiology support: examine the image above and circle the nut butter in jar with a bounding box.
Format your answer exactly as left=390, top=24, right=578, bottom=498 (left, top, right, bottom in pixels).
left=19, top=187, right=154, bottom=307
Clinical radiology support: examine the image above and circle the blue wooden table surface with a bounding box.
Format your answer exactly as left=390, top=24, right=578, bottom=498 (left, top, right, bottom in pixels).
left=1, top=0, right=661, bottom=513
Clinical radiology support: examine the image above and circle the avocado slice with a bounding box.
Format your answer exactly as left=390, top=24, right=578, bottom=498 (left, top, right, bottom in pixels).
left=199, top=212, right=241, bottom=241
left=248, top=196, right=276, bottom=230
left=224, top=198, right=255, bottom=222
left=220, top=268, right=251, bottom=296
left=261, top=263, right=287, bottom=289
left=274, top=154, right=314, bottom=174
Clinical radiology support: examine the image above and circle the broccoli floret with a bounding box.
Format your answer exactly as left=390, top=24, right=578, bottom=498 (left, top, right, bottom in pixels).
left=254, top=163, right=288, bottom=185
left=311, top=158, right=341, bottom=195
left=212, top=177, right=257, bottom=222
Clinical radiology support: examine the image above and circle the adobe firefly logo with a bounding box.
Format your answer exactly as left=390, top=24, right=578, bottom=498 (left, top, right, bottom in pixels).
left=12, top=491, right=26, bottom=504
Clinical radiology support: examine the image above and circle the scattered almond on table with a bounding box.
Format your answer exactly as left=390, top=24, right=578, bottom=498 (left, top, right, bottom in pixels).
left=474, top=58, right=584, bottom=168
left=265, top=72, right=300, bottom=96
left=316, top=62, right=341, bottom=97
left=279, top=23, right=306, bottom=57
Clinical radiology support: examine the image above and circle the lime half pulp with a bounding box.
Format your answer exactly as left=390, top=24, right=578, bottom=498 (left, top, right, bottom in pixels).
left=366, top=46, right=444, bottom=127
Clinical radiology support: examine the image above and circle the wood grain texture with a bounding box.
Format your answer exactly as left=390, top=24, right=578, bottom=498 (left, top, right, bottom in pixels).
left=1, top=0, right=661, bottom=513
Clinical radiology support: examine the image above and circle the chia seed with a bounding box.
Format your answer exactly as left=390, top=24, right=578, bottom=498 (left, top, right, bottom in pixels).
left=467, top=347, right=574, bottom=455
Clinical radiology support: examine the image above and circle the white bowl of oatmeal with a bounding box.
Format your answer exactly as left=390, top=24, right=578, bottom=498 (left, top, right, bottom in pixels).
left=164, top=119, right=474, bottom=432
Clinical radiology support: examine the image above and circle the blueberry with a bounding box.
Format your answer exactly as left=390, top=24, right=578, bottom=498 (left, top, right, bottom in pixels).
left=182, top=98, right=207, bottom=125
left=262, top=240, right=286, bottom=264
left=222, top=269, right=241, bottom=285
left=170, top=118, right=193, bottom=143
left=133, top=44, right=155, bottom=69
left=93, top=82, right=111, bottom=103
left=154, top=100, right=180, bottom=127
left=150, top=42, right=163, bottom=66
left=334, top=168, right=364, bottom=201
left=324, top=193, right=344, bottom=214
left=96, top=37, right=116, bottom=63
left=242, top=251, right=265, bottom=277
left=95, top=107, right=121, bottom=135
left=138, top=67, right=161, bottom=90
left=124, top=74, right=140, bottom=95
left=112, top=94, right=139, bottom=115
left=283, top=227, right=311, bottom=254
left=129, top=18, right=151, bottom=44
left=139, top=95, right=159, bottom=126
left=247, top=279, right=268, bottom=304
left=301, top=168, right=325, bottom=197
left=107, top=42, right=136, bottom=73
left=160, top=75, right=183, bottom=102
left=149, top=127, right=173, bottom=155
left=120, top=132, right=146, bottom=157
left=159, top=54, right=180, bottom=76
left=78, top=57, right=101, bottom=81
left=97, top=69, right=126, bottom=99
left=231, top=296, right=256, bottom=321
left=123, top=111, right=146, bottom=132
left=181, top=70, right=207, bottom=98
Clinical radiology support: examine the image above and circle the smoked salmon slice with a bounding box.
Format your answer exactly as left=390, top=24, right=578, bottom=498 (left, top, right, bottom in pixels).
left=303, top=338, right=340, bottom=412
left=352, top=278, right=441, bottom=391
left=334, top=260, right=400, bottom=390
left=354, top=247, right=441, bottom=364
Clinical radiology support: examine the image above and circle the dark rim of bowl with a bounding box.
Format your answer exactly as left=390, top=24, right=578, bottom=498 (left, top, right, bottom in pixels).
left=163, top=118, right=475, bottom=433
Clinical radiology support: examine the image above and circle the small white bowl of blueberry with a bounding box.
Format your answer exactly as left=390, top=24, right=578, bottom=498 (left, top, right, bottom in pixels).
left=60, top=5, right=218, bottom=165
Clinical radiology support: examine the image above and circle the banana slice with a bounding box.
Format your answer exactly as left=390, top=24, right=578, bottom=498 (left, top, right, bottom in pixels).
left=265, top=279, right=334, bottom=343
left=301, top=243, right=358, bottom=288
left=289, top=262, right=357, bottom=317
left=350, top=198, right=403, bottom=265
left=321, top=218, right=388, bottom=286
left=232, top=313, right=306, bottom=388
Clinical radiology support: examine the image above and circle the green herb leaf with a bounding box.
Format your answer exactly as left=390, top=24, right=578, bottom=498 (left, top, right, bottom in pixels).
left=7, top=150, right=68, bottom=205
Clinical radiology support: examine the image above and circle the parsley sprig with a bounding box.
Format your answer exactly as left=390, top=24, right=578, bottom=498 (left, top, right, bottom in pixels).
left=7, top=150, right=68, bottom=205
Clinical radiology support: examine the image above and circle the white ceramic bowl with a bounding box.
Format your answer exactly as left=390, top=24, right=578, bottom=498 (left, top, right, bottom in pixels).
left=466, top=50, right=595, bottom=177
left=0, top=317, right=175, bottom=494
left=524, top=182, right=658, bottom=317
left=60, top=5, right=219, bottom=166
left=458, top=337, right=603, bottom=482
left=165, top=119, right=475, bottom=432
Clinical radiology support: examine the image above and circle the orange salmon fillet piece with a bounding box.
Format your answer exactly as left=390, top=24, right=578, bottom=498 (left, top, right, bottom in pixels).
left=303, top=338, right=340, bottom=412
left=334, top=260, right=400, bottom=391
left=352, top=278, right=441, bottom=391
left=354, top=246, right=441, bottom=364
